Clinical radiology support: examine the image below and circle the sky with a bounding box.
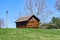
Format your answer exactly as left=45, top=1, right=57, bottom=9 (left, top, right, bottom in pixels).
left=0, top=0, right=60, bottom=28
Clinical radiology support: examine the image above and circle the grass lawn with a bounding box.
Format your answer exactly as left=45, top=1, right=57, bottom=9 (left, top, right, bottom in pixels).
left=0, top=28, right=60, bottom=40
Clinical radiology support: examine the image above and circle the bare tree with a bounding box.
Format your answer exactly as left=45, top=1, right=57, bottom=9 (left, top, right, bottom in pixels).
left=0, top=18, right=4, bottom=28
left=24, top=0, right=54, bottom=23
left=54, top=0, right=60, bottom=10
left=25, top=0, right=46, bottom=17
left=35, top=0, right=46, bottom=17
left=25, top=0, right=33, bottom=14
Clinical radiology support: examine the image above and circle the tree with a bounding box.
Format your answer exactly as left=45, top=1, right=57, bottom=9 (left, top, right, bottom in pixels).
left=46, top=17, right=60, bottom=29
left=24, top=0, right=53, bottom=23
left=52, top=17, right=60, bottom=24
left=51, top=17, right=60, bottom=28
left=0, top=18, right=4, bottom=28
left=25, top=0, right=46, bottom=17
left=54, top=0, right=60, bottom=10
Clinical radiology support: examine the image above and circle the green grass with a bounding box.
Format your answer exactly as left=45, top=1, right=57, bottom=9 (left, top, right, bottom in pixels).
left=0, top=28, right=60, bottom=40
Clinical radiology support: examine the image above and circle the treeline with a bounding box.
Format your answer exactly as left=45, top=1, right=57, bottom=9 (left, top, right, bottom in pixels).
left=40, top=17, right=60, bottom=29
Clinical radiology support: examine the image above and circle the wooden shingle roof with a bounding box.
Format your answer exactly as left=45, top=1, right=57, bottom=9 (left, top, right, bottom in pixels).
left=15, top=15, right=40, bottom=22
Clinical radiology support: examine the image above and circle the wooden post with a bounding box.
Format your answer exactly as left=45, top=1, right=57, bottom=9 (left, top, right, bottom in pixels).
left=6, top=11, right=8, bottom=28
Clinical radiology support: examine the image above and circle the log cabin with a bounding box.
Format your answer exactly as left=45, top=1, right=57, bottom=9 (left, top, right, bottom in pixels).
left=15, top=15, right=40, bottom=28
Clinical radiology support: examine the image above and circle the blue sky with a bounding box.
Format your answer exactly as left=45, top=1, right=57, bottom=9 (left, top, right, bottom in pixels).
left=0, top=0, right=60, bottom=28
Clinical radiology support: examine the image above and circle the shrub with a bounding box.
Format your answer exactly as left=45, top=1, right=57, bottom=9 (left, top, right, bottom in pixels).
left=46, top=24, right=59, bottom=29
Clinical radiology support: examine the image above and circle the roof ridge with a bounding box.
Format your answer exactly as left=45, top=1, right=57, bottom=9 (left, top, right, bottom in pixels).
left=15, top=14, right=38, bottom=22
left=20, top=14, right=34, bottom=17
